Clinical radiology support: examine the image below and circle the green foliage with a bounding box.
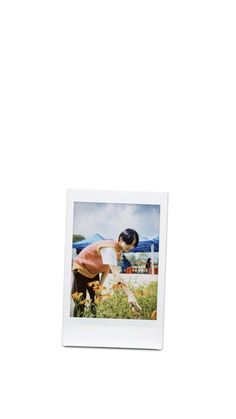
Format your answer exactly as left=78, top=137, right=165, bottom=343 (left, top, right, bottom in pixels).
left=83, top=281, right=158, bottom=320
left=73, top=234, right=85, bottom=243
left=126, top=254, right=136, bottom=265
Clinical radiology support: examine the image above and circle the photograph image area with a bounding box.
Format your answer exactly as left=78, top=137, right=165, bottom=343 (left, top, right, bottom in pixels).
left=71, top=202, right=160, bottom=320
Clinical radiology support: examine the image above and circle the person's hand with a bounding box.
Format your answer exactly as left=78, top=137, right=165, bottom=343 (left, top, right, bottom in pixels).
left=128, top=294, right=141, bottom=311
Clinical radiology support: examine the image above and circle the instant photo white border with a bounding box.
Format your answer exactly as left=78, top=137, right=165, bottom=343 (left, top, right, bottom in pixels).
left=62, top=189, right=168, bottom=350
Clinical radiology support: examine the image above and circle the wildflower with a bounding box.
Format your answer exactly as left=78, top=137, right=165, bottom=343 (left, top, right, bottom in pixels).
left=112, top=281, right=127, bottom=290
left=88, top=280, right=100, bottom=288
left=71, top=292, right=84, bottom=302
left=151, top=310, right=157, bottom=320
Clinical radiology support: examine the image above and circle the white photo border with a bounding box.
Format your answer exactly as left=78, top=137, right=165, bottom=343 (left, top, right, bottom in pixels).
left=62, top=189, right=168, bottom=350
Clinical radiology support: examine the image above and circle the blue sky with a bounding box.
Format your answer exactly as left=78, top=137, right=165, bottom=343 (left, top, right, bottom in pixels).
left=73, top=202, right=160, bottom=239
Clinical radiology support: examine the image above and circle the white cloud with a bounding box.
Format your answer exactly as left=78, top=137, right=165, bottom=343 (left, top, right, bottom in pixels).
left=73, top=202, right=160, bottom=239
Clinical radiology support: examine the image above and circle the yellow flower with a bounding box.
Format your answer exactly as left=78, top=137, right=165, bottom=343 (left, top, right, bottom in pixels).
left=88, top=280, right=100, bottom=288
left=71, top=292, right=84, bottom=302
left=112, top=282, right=126, bottom=290
left=151, top=310, right=157, bottom=320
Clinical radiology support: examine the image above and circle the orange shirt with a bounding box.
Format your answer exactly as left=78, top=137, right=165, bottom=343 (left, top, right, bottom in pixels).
left=73, top=240, right=122, bottom=279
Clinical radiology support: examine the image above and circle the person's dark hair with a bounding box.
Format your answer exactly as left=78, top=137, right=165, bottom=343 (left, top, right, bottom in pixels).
left=118, top=228, right=139, bottom=247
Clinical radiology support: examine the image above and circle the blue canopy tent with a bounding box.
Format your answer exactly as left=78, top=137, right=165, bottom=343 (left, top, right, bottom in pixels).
left=127, top=237, right=159, bottom=253
left=73, top=233, right=106, bottom=249
left=125, top=237, right=159, bottom=274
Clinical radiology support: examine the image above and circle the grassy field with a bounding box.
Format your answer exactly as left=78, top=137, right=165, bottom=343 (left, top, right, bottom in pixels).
left=75, top=280, right=158, bottom=320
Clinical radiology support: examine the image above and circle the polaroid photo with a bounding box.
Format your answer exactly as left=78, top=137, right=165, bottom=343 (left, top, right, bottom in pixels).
left=62, top=189, right=168, bottom=350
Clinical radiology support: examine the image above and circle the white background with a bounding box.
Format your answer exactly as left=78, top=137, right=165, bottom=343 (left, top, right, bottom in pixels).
left=0, top=1, right=235, bottom=418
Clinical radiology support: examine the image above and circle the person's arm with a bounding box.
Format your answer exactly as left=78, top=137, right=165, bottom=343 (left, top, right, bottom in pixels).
left=109, top=265, right=141, bottom=311
left=100, top=269, right=110, bottom=287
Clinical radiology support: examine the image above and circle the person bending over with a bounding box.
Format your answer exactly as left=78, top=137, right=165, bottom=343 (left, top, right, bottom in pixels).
left=71, top=228, right=141, bottom=317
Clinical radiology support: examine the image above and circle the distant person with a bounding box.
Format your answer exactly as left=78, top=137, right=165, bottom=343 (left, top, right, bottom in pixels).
left=71, top=228, right=141, bottom=317
left=146, top=258, right=151, bottom=273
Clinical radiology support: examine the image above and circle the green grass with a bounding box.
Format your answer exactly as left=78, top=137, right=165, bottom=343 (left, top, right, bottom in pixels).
left=83, top=281, right=158, bottom=320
